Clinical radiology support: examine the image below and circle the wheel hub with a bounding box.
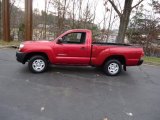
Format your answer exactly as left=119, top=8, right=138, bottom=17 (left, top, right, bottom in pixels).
left=32, top=59, right=45, bottom=72
left=108, top=63, right=119, bottom=75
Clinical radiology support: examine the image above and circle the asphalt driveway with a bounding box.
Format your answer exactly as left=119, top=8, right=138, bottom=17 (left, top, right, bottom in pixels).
left=0, top=48, right=160, bottom=120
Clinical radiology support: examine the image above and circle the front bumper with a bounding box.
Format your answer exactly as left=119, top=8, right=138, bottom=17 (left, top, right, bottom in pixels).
left=137, top=59, right=143, bottom=65
left=16, top=52, right=27, bottom=64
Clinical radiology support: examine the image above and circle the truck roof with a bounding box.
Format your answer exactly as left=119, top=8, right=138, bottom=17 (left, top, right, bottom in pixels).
left=65, top=29, right=91, bottom=33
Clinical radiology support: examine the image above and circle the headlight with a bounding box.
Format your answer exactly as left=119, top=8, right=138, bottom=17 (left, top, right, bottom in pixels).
left=19, top=44, right=24, bottom=51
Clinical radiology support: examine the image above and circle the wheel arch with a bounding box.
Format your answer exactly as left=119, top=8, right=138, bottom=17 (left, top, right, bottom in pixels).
left=24, top=52, right=50, bottom=63
left=103, top=55, right=126, bottom=66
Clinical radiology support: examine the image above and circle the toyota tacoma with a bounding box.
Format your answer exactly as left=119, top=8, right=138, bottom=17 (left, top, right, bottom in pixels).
left=16, top=29, right=144, bottom=76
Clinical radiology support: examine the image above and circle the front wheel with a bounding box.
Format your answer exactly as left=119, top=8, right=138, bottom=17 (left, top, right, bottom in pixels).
left=103, top=59, right=122, bottom=76
left=28, top=55, right=48, bottom=73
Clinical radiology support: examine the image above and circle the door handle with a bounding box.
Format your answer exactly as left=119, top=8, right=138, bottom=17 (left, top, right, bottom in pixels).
left=80, top=47, right=86, bottom=50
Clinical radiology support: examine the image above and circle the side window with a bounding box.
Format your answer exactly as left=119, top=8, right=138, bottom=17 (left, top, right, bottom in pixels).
left=62, top=32, right=86, bottom=44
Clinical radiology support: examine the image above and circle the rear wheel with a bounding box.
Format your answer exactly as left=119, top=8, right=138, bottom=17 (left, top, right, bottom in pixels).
left=28, top=55, right=48, bottom=73
left=103, top=59, right=122, bottom=76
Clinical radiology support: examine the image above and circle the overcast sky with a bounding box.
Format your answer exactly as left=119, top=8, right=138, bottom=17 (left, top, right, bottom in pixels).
left=13, top=0, right=152, bottom=29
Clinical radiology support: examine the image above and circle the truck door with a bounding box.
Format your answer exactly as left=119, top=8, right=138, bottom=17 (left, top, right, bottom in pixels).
left=55, top=32, right=91, bottom=65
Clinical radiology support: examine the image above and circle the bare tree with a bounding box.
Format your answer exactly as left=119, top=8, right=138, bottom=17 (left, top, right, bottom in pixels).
left=83, top=0, right=93, bottom=28
left=92, top=0, right=97, bottom=25
left=51, top=0, right=70, bottom=35
left=105, top=0, right=144, bottom=43
left=41, top=0, right=99, bottom=37
left=152, top=0, right=160, bottom=13
left=77, top=0, right=83, bottom=26
left=106, top=6, right=113, bottom=41
left=127, top=2, right=160, bottom=56
left=43, top=0, right=52, bottom=39
left=71, top=0, right=76, bottom=28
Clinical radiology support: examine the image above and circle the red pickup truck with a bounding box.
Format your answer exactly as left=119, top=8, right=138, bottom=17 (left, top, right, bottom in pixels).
left=16, top=29, right=144, bottom=76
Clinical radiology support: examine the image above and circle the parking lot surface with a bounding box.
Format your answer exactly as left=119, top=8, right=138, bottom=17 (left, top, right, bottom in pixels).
left=0, top=48, right=160, bottom=120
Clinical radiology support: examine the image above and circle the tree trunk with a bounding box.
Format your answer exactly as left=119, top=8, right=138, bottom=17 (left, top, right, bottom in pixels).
left=116, top=0, right=133, bottom=43
left=116, top=16, right=129, bottom=43
left=72, top=0, right=76, bottom=28
left=2, top=0, right=10, bottom=42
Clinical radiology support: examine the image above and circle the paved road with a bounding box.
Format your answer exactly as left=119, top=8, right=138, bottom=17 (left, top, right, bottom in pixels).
left=0, top=48, right=160, bottom=120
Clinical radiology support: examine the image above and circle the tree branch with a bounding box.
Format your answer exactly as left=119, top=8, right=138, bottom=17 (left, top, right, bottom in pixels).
left=108, top=0, right=121, bottom=17
left=131, top=0, right=144, bottom=9
left=117, top=0, right=122, bottom=13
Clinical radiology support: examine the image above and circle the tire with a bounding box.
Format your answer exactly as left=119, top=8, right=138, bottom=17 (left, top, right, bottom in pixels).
left=103, top=59, right=122, bottom=76
left=28, top=55, right=48, bottom=73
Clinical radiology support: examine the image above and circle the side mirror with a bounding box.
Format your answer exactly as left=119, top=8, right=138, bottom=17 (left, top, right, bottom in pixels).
left=57, top=38, right=63, bottom=44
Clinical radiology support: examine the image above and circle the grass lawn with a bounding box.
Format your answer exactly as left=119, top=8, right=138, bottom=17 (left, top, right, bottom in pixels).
left=144, top=56, right=160, bottom=65
left=0, top=40, right=21, bottom=47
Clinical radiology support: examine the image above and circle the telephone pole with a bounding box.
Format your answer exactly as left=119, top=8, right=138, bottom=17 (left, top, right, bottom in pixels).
left=2, top=0, right=10, bottom=42
left=0, top=1, right=2, bottom=39
left=25, top=0, right=33, bottom=40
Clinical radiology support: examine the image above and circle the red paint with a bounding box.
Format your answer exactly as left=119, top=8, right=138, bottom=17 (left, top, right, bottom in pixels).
left=20, top=29, right=144, bottom=67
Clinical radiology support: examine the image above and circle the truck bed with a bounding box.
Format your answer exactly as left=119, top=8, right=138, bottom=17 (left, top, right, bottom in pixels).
left=92, top=42, right=131, bottom=46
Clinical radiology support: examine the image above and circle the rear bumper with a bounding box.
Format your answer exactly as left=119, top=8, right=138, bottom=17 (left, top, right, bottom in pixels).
left=137, top=59, right=143, bottom=65
left=16, top=52, right=26, bottom=64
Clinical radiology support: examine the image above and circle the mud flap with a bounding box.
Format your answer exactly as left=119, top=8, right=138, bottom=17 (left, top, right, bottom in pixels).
left=123, top=65, right=126, bottom=71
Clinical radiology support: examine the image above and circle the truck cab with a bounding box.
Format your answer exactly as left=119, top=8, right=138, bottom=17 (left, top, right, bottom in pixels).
left=53, top=29, right=92, bottom=65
